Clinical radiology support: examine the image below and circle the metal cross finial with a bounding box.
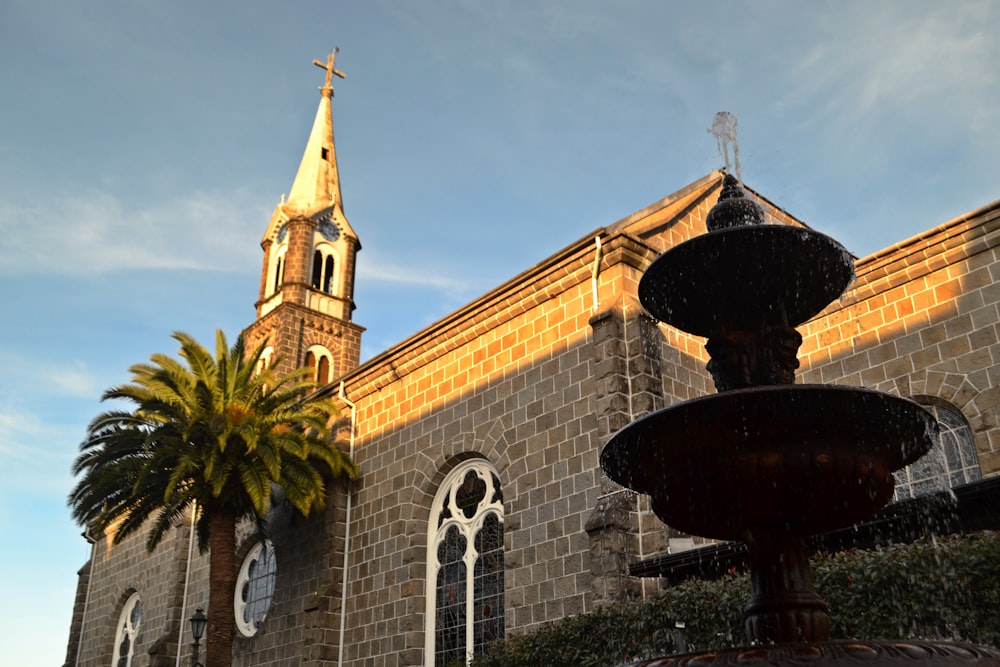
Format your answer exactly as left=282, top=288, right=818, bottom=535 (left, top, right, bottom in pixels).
left=313, top=47, right=346, bottom=89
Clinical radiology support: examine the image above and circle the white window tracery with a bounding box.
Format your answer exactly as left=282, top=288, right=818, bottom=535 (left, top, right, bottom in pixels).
left=111, top=592, right=141, bottom=667
left=235, top=540, right=277, bottom=637
left=895, top=400, right=981, bottom=500
left=425, top=459, right=504, bottom=666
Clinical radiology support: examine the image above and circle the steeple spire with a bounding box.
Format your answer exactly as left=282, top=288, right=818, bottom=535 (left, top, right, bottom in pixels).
left=285, top=48, right=346, bottom=214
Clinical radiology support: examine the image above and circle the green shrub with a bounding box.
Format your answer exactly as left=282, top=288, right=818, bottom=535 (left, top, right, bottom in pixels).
left=472, top=532, right=1000, bottom=667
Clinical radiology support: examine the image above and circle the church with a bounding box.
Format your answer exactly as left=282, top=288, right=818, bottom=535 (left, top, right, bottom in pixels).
left=64, top=53, right=1000, bottom=667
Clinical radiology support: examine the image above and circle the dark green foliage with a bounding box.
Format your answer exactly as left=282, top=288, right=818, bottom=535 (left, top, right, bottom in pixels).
left=473, top=532, right=1000, bottom=667
left=814, top=532, right=1000, bottom=646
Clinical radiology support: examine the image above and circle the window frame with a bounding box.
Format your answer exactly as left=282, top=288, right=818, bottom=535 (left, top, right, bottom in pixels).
left=110, top=591, right=141, bottom=667
left=310, top=243, right=340, bottom=296
left=234, top=539, right=277, bottom=638
left=894, top=399, right=981, bottom=500
left=424, top=458, right=505, bottom=666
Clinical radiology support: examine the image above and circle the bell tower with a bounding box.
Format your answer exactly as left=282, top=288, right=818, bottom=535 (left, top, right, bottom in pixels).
left=243, top=48, right=363, bottom=384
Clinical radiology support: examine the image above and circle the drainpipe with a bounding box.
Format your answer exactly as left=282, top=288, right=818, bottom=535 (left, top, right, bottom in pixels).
left=337, top=380, right=357, bottom=667
left=175, top=502, right=198, bottom=667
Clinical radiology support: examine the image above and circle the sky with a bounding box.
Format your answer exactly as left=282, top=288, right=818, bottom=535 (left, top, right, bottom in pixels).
left=2, top=1, right=999, bottom=664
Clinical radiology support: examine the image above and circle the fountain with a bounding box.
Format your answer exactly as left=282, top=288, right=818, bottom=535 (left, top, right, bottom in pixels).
left=600, top=173, right=1000, bottom=666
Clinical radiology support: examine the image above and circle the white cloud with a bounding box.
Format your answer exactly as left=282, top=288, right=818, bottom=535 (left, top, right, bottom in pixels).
left=0, top=188, right=268, bottom=276
left=357, top=253, right=470, bottom=291
left=46, top=362, right=104, bottom=399
left=784, top=3, right=1000, bottom=138
left=0, top=408, right=78, bottom=487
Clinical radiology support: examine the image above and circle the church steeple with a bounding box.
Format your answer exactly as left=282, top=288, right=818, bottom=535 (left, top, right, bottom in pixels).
left=244, top=48, right=364, bottom=385
left=286, top=50, right=345, bottom=212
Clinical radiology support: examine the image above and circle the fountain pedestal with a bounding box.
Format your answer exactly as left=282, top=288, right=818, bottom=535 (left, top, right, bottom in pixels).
left=600, top=174, right=1000, bottom=666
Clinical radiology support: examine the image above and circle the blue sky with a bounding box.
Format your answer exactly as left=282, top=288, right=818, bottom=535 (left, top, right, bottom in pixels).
left=2, top=1, right=999, bottom=664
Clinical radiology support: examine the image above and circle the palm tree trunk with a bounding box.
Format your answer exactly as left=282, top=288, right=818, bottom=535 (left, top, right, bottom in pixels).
left=206, top=509, right=237, bottom=667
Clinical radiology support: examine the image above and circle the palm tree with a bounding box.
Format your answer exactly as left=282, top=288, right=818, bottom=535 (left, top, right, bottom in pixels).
left=69, top=330, right=358, bottom=667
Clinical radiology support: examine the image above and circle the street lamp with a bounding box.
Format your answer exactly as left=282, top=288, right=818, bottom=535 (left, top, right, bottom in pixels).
left=189, top=608, right=207, bottom=667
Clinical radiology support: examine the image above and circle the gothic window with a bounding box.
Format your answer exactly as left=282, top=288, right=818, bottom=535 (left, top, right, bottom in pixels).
left=894, top=400, right=981, bottom=500
left=235, top=540, right=277, bottom=637
left=311, top=248, right=337, bottom=295
left=111, top=592, right=141, bottom=667
left=426, top=459, right=504, bottom=666
left=303, top=346, right=333, bottom=385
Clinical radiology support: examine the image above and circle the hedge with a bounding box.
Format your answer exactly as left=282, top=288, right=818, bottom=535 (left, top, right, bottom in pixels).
left=471, top=531, right=1000, bottom=667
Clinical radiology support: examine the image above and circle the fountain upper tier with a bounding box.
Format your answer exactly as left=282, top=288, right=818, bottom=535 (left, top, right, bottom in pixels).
left=639, top=219, right=855, bottom=337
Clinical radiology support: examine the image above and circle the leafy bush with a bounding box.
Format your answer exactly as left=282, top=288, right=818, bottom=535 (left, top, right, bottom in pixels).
left=472, top=532, right=1000, bottom=667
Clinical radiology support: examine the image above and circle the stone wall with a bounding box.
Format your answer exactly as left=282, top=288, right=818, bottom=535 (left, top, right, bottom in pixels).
left=72, top=517, right=193, bottom=667
left=800, top=203, right=1000, bottom=477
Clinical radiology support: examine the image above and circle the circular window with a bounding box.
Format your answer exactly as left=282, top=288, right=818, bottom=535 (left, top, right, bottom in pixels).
left=234, top=540, right=277, bottom=637
left=111, top=592, right=141, bottom=667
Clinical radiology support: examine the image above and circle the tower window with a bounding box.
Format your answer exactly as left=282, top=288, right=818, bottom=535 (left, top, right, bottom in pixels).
left=272, top=256, right=284, bottom=293
left=311, top=249, right=337, bottom=295
left=267, top=246, right=288, bottom=298
left=303, top=346, right=333, bottom=385
left=321, top=147, right=330, bottom=160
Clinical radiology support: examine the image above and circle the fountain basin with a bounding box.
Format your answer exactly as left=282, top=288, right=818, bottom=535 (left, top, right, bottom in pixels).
left=625, top=640, right=1000, bottom=667
left=601, top=385, right=937, bottom=540
left=639, top=225, right=855, bottom=335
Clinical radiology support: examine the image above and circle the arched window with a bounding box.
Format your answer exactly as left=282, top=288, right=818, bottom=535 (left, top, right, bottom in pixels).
left=272, top=254, right=285, bottom=293
left=317, top=354, right=331, bottom=385
left=268, top=246, right=287, bottom=297
left=425, top=459, right=504, bottom=666
left=256, top=346, right=274, bottom=376
left=311, top=248, right=337, bottom=295
left=235, top=540, right=277, bottom=637
left=894, top=400, right=981, bottom=500
left=303, top=346, right=333, bottom=385
left=111, top=592, right=141, bottom=667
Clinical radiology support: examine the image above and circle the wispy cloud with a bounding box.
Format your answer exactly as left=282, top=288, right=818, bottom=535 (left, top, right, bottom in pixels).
left=0, top=407, right=79, bottom=492
left=783, top=4, right=999, bottom=140
left=357, top=252, right=470, bottom=291
left=0, top=188, right=268, bottom=276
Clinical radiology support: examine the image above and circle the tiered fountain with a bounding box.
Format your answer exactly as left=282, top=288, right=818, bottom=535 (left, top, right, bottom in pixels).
left=601, top=173, right=1000, bottom=666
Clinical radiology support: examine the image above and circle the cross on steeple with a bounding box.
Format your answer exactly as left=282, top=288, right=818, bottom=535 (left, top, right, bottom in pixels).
left=313, top=47, right=346, bottom=90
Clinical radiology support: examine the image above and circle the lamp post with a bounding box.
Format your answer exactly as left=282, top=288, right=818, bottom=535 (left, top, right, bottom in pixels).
left=189, top=608, right=207, bottom=667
